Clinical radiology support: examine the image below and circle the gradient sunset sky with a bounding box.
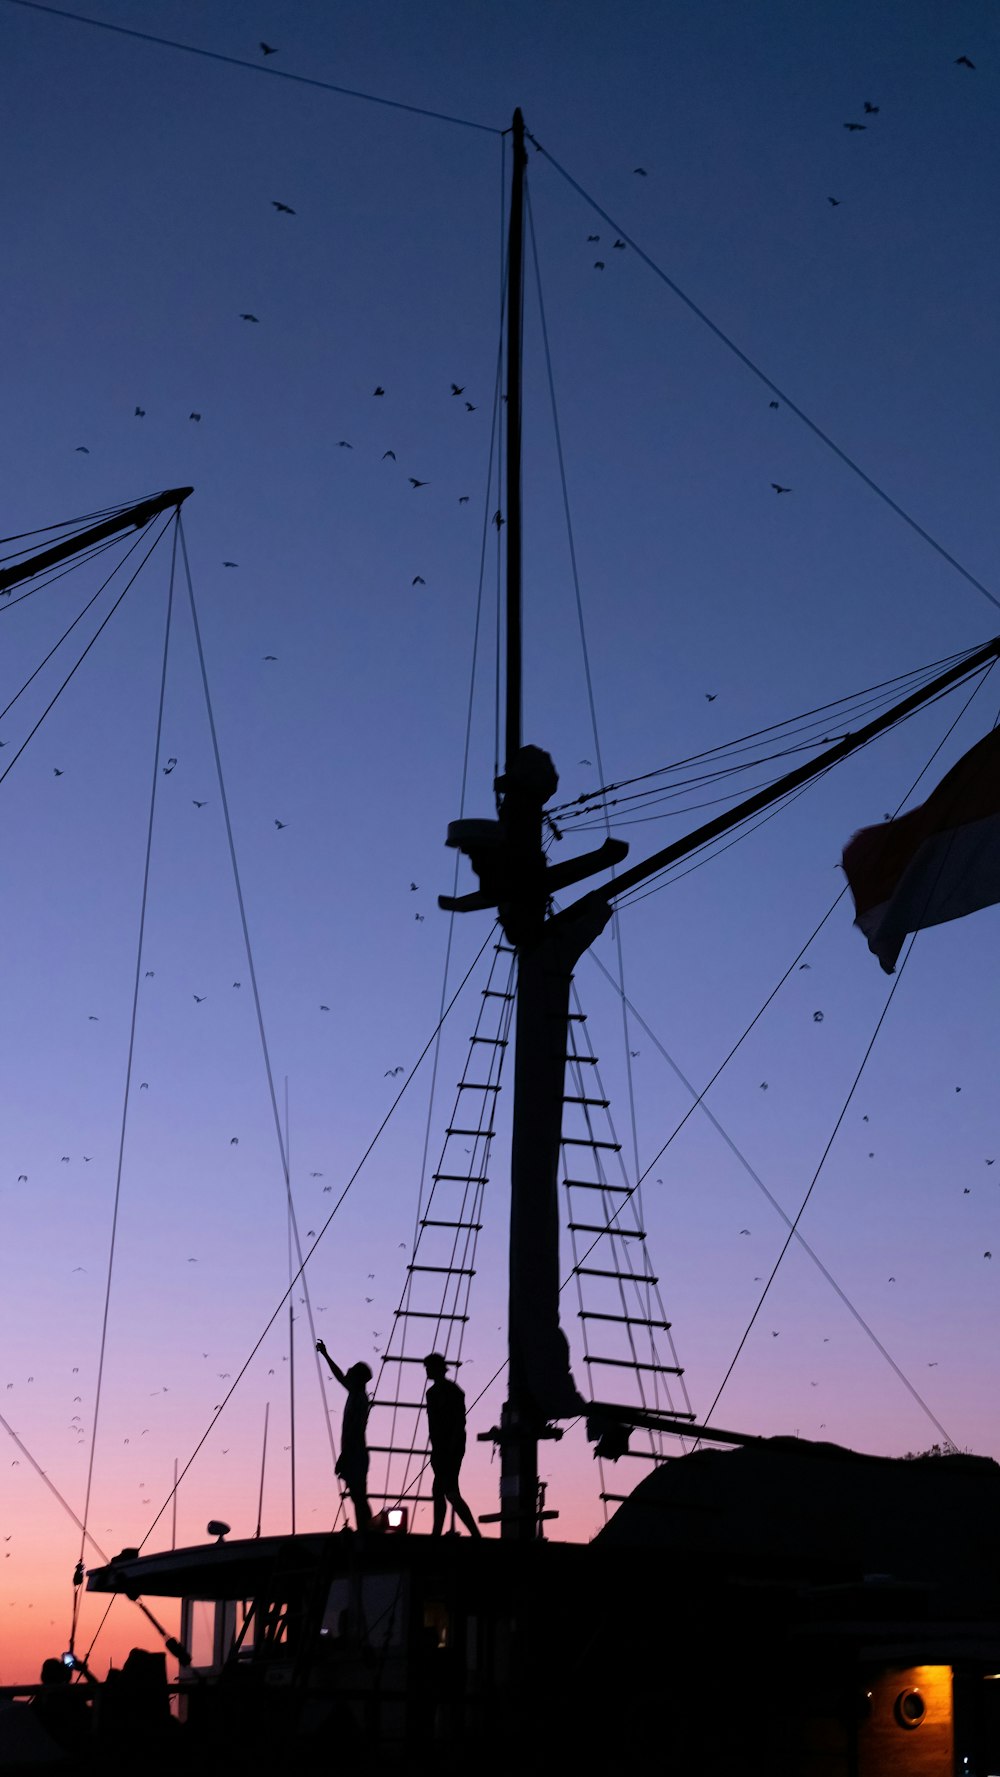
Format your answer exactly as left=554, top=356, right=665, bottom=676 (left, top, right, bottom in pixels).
left=2, top=0, right=998, bottom=1684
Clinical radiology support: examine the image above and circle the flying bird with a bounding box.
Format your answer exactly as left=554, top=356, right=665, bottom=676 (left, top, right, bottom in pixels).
left=223, top=561, right=238, bottom=568
left=272, top=201, right=295, bottom=214
left=193, top=994, right=206, bottom=1003
left=412, top=576, right=425, bottom=586
left=384, top=1066, right=404, bottom=1077
left=613, top=239, right=626, bottom=250
left=409, top=477, right=428, bottom=488
left=633, top=167, right=647, bottom=176
left=383, top=449, right=396, bottom=460
left=827, top=196, right=841, bottom=207
left=705, top=693, right=717, bottom=702
left=53, top=768, right=64, bottom=776
left=193, top=799, right=206, bottom=807
left=955, top=55, right=975, bottom=69
left=843, top=122, right=866, bottom=131
left=338, top=440, right=353, bottom=449
left=275, top=819, right=287, bottom=829
left=263, top=654, right=277, bottom=661
left=587, top=235, right=599, bottom=242
left=769, top=401, right=779, bottom=409
left=373, top=386, right=385, bottom=396
left=594, top=261, right=605, bottom=271
left=239, top=314, right=260, bottom=323
left=864, top=101, right=879, bottom=113
left=465, top=401, right=476, bottom=411
left=75, top=446, right=89, bottom=454
left=450, top=384, right=465, bottom=396
left=409, top=882, right=418, bottom=891
left=189, top=412, right=201, bottom=421
left=458, top=495, right=469, bottom=503
left=771, top=483, right=791, bottom=494
left=134, top=406, right=145, bottom=417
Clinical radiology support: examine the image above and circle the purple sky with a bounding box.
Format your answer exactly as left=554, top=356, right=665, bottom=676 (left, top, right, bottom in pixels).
left=2, top=0, right=999, bottom=1681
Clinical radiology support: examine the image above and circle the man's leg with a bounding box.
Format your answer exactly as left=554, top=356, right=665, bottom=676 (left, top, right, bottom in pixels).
left=431, top=1469, right=447, bottom=1536
left=445, top=1483, right=482, bottom=1538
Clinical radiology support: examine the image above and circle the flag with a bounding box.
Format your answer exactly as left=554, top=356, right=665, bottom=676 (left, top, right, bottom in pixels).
left=842, top=727, right=1000, bottom=972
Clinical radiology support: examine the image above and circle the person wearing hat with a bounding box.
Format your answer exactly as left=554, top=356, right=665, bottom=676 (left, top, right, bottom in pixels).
left=316, top=1342, right=373, bottom=1531
left=423, top=1353, right=481, bottom=1537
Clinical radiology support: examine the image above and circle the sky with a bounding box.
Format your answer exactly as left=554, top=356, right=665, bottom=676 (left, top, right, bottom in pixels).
left=1, top=0, right=999, bottom=1686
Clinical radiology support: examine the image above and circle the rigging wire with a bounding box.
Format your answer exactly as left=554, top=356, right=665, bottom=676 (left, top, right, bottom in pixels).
left=0, top=516, right=171, bottom=787
left=177, top=521, right=337, bottom=1487
left=74, top=517, right=180, bottom=1605
left=4, top=0, right=502, bottom=135
left=380, top=138, right=510, bottom=1515
left=0, top=532, right=134, bottom=611
left=525, top=133, right=1000, bottom=619
left=581, top=664, right=997, bottom=1446
left=525, top=172, right=644, bottom=1195
left=85, top=925, right=498, bottom=1603
left=0, top=493, right=153, bottom=556
left=552, top=645, right=992, bottom=825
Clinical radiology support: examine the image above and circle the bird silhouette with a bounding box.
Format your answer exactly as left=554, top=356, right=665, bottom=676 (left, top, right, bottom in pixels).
left=193, top=995, right=206, bottom=1004
left=459, top=495, right=470, bottom=504
left=189, top=412, right=201, bottom=421
left=412, top=576, right=425, bottom=586
left=769, top=400, right=779, bottom=409
left=827, top=196, right=841, bottom=207
left=594, top=261, right=605, bottom=270
left=272, top=201, right=295, bottom=214
left=409, top=477, right=428, bottom=488
left=955, top=55, right=975, bottom=69
left=385, top=1066, right=404, bottom=1077
left=771, top=483, right=791, bottom=494
left=843, top=122, right=866, bottom=131
left=410, top=882, right=418, bottom=891
left=263, top=654, right=277, bottom=661
left=613, top=239, right=626, bottom=250
left=451, top=384, right=465, bottom=396
left=338, top=440, right=353, bottom=449
left=864, top=101, right=879, bottom=113
left=260, top=41, right=278, bottom=55
left=383, top=449, right=396, bottom=460
left=54, top=768, right=64, bottom=776
left=813, top=1011, right=824, bottom=1023
left=75, top=446, right=89, bottom=454
left=705, top=693, right=717, bottom=702
left=587, top=235, right=599, bottom=242
left=239, top=314, right=260, bottom=323
left=465, top=401, right=476, bottom=411
left=134, top=406, right=145, bottom=417
left=223, top=561, right=238, bottom=568
left=193, top=799, right=206, bottom=807
left=230, top=1137, right=238, bottom=1146
left=633, top=167, right=647, bottom=176
left=275, top=819, right=287, bottom=829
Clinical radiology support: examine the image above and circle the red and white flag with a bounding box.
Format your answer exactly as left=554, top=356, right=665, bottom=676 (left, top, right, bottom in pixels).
left=842, top=726, right=1000, bottom=972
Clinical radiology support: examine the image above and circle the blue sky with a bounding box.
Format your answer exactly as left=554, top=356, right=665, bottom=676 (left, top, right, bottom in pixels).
left=1, top=0, right=999, bottom=1679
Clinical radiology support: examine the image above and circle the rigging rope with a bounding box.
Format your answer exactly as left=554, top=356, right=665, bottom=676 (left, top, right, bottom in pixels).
left=75, top=517, right=180, bottom=1588
left=525, top=133, right=1000, bottom=618
left=4, top=0, right=503, bottom=135
left=177, top=522, right=337, bottom=1484
left=586, top=663, right=997, bottom=1446
left=526, top=175, right=644, bottom=1198
left=0, top=516, right=171, bottom=788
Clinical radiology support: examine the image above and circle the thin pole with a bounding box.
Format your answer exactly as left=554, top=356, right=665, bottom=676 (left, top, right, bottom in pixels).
left=171, top=1458, right=177, bottom=1551
left=255, top=1403, right=270, bottom=1539
left=285, top=1077, right=296, bottom=1534
left=504, top=108, right=527, bottom=771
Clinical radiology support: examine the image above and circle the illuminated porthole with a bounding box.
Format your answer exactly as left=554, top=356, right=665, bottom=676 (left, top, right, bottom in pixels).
left=894, top=1688, right=926, bottom=1729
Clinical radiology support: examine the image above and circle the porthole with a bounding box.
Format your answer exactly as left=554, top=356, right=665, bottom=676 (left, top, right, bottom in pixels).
left=894, top=1688, right=926, bottom=1729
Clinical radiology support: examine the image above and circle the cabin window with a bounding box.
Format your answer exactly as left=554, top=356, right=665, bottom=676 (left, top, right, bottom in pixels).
left=184, top=1600, right=217, bottom=1672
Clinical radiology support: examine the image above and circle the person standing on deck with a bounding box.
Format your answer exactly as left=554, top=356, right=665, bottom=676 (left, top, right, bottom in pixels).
left=423, top=1353, right=481, bottom=1537
left=316, top=1342, right=373, bottom=1531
